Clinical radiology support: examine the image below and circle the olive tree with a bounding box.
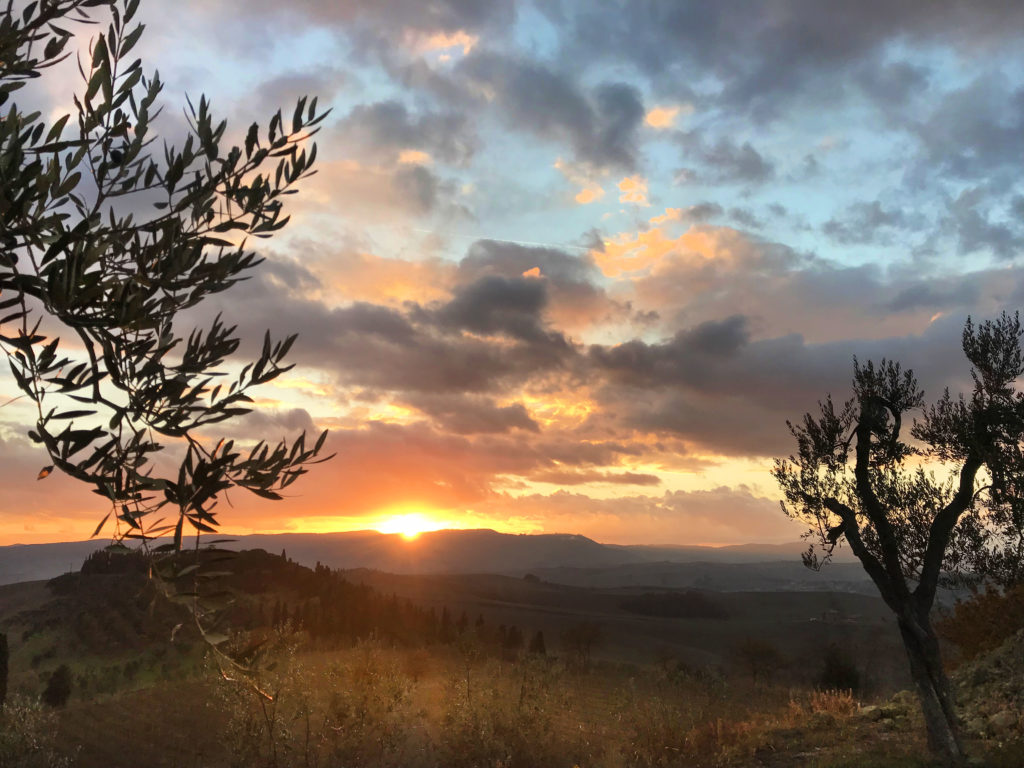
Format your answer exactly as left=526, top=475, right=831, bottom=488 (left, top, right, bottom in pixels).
left=0, top=0, right=330, bottom=552
left=774, top=313, right=1024, bottom=765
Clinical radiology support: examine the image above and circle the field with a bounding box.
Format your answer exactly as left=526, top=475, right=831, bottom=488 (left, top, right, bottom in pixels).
left=0, top=550, right=1020, bottom=767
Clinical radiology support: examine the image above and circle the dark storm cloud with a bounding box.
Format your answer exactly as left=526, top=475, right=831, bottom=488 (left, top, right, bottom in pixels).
left=587, top=313, right=975, bottom=456
left=403, top=394, right=540, bottom=435
left=336, top=100, right=476, bottom=164
left=822, top=201, right=912, bottom=245
left=458, top=239, right=598, bottom=284
left=455, top=239, right=620, bottom=327
left=203, top=266, right=579, bottom=396
left=434, top=274, right=554, bottom=343
left=563, top=0, right=1024, bottom=118
left=589, top=315, right=752, bottom=386
left=455, top=53, right=644, bottom=170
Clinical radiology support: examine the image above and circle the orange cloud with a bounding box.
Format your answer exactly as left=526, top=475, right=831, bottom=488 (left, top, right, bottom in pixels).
left=554, top=158, right=605, bottom=205
left=575, top=186, right=605, bottom=204
left=593, top=223, right=748, bottom=278
left=644, top=103, right=694, bottom=130
left=318, top=250, right=456, bottom=306
left=398, top=149, right=432, bottom=165
left=618, top=175, right=649, bottom=206
left=405, top=29, right=478, bottom=56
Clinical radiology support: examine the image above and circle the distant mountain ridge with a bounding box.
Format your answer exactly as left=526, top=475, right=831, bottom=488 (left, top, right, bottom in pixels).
left=0, top=528, right=861, bottom=587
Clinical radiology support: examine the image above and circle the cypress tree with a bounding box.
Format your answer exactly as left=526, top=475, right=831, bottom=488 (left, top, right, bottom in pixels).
left=42, top=664, right=72, bottom=708
left=0, top=632, right=8, bottom=708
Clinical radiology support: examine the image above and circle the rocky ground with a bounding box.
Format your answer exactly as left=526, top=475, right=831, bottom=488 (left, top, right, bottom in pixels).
left=953, top=628, right=1024, bottom=741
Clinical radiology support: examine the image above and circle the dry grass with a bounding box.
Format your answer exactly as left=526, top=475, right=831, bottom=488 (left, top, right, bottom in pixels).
left=40, top=640, right=1017, bottom=768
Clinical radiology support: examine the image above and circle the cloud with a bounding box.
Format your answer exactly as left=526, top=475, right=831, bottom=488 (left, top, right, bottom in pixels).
left=456, top=239, right=621, bottom=332
left=528, top=469, right=661, bottom=486
left=456, top=53, right=645, bottom=170
left=484, top=487, right=802, bottom=546
left=822, top=200, right=914, bottom=245
left=336, top=100, right=476, bottom=164
left=945, top=187, right=1024, bottom=259
left=645, top=104, right=688, bottom=129
left=403, top=394, right=540, bottom=435
left=553, top=158, right=606, bottom=205
left=433, top=274, right=560, bottom=344
left=650, top=204, right=723, bottom=225
left=685, top=135, right=775, bottom=183
left=562, top=0, right=1024, bottom=120
left=913, top=76, right=1024, bottom=182
left=303, top=159, right=458, bottom=218
left=618, top=175, right=650, bottom=205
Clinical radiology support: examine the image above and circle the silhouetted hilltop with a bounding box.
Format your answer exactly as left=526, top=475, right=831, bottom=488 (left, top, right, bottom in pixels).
left=0, top=529, right=861, bottom=588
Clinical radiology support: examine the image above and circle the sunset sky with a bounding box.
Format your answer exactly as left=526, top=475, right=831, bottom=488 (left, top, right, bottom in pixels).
left=4, top=1, right=1024, bottom=546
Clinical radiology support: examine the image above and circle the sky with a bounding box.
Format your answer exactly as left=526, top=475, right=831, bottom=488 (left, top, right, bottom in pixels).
left=4, top=0, right=1024, bottom=546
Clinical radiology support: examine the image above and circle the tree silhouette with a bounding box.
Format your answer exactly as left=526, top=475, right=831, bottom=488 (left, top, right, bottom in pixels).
left=42, top=664, right=72, bottom=708
left=774, top=313, right=1024, bottom=765
left=527, top=630, right=546, bottom=656
left=0, top=0, right=330, bottom=550
left=0, top=633, right=7, bottom=709
left=561, top=621, right=602, bottom=668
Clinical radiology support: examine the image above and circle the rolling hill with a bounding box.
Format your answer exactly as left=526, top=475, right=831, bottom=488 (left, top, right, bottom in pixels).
left=0, top=528, right=867, bottom=591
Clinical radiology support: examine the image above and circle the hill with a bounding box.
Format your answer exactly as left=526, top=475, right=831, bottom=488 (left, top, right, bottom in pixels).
left=0, top=529, right=862, bottom=587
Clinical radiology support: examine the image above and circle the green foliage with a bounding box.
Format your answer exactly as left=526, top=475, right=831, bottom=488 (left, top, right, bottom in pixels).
left=41, top=663, right=71, bottom=708
left=0, top=0, right=330, bottom=548
left=0, top=696, right=72, bottom=767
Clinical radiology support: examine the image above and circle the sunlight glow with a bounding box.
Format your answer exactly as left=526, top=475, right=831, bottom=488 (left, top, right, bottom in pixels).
left=375, top=512, right=444, bottom=540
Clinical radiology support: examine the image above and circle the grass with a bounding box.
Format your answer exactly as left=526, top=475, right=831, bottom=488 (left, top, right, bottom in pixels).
left=38, top=639, right=994, bottom=768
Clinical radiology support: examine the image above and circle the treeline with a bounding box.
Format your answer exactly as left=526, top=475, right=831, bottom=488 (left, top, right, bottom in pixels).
left=223, top=552, right=548, bottom=657
left=29, top=550, right=191, bottom=656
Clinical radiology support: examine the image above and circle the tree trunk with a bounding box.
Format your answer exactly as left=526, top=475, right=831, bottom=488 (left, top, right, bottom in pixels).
left=897, top=612, right=964, bottom=766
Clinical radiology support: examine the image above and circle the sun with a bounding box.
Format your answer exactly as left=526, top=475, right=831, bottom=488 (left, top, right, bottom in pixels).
left=375, top=512, right=442, bottom=540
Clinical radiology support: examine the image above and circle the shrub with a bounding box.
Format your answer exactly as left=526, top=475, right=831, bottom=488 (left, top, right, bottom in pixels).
left=0, top=697, right=73, bottom=767
left=817, top=644, right=860, bottom=694
left=936, top=584, right=1024, bottom=663
left=41, top=664, right=72, bottom=708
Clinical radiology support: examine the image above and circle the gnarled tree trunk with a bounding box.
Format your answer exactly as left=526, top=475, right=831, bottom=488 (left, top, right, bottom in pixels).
left=897, top=607, right=963, bottom=766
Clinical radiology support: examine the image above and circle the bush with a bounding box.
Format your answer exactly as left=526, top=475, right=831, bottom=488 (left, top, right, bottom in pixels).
left=817, top=645, right=860, bottom=694
left=936, top=584, right=1024, bottom=663
left=41, top=664, right=72, bottom=708
left=0, top=697, right=73, bottom=767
